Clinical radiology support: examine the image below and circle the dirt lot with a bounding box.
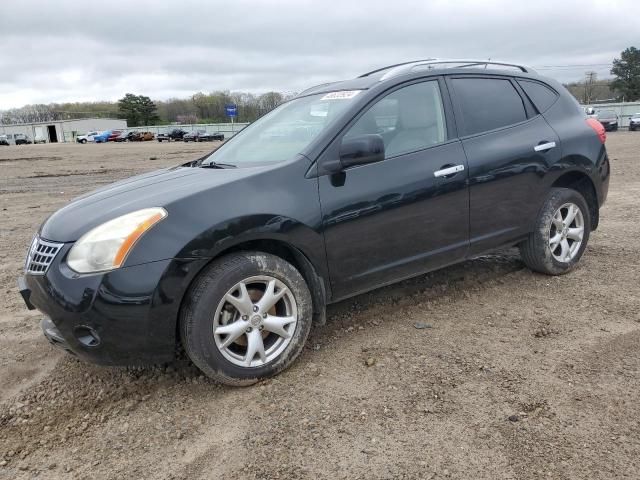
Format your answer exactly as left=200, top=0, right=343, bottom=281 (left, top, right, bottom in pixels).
left=0, top=135, right=639, bottom=479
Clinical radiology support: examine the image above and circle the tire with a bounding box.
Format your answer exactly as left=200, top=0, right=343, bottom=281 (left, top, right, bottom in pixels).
left=519, top=188, right=591, bottom=275
left=180, top=251, right=313, bottom=386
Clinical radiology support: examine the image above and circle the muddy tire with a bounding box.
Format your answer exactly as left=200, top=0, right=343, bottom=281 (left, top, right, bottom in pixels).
left=520, top=187, right=591, bottom=275
left=180, top=251, right=313, bottom=386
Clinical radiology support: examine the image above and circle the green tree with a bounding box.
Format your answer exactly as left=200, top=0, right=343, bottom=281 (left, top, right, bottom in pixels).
left=611, top=47, right=640, bottom=101
left=117, top=93, right=158, bottom=126
left=137, top=95, right=158, bottom=125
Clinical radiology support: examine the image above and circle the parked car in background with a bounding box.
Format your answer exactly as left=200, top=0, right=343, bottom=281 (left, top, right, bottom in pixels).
left=0, top=135, right=9, bottom=146
left=14, top=134, right=32, bottom=145
left=18, top=59, right=610, bottom=385
left=119, top=131, right=151, bottom=142
left=183, top=130, right=224, bottom=142
left=108, top=131, right=122, bottom=142
left=125, top=132, right=143, bottom=142
left=77, top=131, right=99, bottom=144
left=157, top=129, right=188, bottom=142
left=596, top=110, right=619, bottom=131
left=34, top=134, right=47, bottom=144
left=94, top=131, right=113, bottom=143
left=131, top=131, right=155, bottom=141
left=114, top=131, right=133, bottom=142
left=629, top=113, right=640, bottom=131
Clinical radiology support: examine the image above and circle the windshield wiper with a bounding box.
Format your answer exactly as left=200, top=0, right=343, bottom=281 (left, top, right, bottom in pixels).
left=200, top=162, right=237, bottom=169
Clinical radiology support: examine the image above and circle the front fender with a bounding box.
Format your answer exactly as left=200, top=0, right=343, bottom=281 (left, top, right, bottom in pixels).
left=122, top=157, right=327, bottom=281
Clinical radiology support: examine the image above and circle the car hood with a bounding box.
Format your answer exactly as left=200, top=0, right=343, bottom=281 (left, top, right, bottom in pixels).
left=40, top=164, right=269, bottom=242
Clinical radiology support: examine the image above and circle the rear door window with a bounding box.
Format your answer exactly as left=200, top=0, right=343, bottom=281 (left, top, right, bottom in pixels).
left=517, top=80, right=558, bottom=113
left=451, top=78, right=527, bottom=135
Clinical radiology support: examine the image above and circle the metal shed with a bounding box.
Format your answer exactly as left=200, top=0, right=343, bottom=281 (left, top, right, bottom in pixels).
left=0, top=118, right=127, bottom=144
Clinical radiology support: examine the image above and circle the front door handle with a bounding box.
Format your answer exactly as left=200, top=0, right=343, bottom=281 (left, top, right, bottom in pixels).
left=534, top=141, right=556, bottom=152
left=434, top=164, right=465, bottom=178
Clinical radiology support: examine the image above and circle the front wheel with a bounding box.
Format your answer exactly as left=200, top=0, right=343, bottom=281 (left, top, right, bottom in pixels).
left=180, top=252, right=313, bottom=386
left=519, top=188, right=591, bottom=275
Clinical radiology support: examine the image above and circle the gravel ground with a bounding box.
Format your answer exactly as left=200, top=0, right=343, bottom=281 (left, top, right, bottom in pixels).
left=0, top=134, right=639, bottom=479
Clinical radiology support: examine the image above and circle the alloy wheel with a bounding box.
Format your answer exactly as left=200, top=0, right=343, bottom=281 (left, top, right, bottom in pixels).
left=548, top=202, right=585, bottom=262
left=213, top=276, right=297, bottom=367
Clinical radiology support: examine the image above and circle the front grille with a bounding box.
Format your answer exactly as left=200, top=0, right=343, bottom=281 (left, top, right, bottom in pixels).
left=25, top=236, right=63, bottom=275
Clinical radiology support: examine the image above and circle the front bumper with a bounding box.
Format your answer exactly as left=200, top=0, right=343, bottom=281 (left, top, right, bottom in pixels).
left=41, top=316, right=75, bottom=354
left=18, top=243, right=208, bottom=366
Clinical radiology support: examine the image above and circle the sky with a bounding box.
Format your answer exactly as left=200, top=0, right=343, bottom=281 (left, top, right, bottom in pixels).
left=0, top=0, right=637, bottom=109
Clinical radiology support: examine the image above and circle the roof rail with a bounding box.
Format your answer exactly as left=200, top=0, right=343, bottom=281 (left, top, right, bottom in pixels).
left=361, top=59, right=535, bottom=80
left=358, top=59, right=438, bottom=78
left=298, top=82, right=338, bottom=96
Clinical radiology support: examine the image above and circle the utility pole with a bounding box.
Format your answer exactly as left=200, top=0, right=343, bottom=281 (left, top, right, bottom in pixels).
left=584, top=71, right=597, bottom=104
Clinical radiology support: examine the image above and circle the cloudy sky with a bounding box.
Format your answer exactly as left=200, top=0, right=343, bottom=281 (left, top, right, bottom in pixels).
left=0, top=0, right=636, bottom=109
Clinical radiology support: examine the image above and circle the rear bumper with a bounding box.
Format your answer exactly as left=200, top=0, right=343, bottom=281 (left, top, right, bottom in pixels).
left=599, top=149, right=610, bottom=207
left=18, top=245, right=209, bottom=366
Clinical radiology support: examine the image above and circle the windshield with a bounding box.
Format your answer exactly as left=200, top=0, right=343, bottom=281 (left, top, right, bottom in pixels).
left=597, top=110, right=616, bottom=118
left=203, top=91, right=362, bottom=166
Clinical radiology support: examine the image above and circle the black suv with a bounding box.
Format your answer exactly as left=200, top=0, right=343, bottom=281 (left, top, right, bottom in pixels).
left=18, top=60, right=610, bottom=385
left=157, top=129, right=189, bottom=142
left=183, top=130, right=225, bottom=142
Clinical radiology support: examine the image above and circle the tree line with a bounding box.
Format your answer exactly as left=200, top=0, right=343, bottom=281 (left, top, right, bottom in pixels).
left=1, top=47, right=638, bottom=126
left=564, top=47, right=640, bottom=104
left=0, top=90, right=292, bottom=126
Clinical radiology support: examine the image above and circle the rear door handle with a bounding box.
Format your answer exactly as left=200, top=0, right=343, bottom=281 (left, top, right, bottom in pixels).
left=534, top=141, right=556, bottom=152
left=434, top=164, right=465, bottom=178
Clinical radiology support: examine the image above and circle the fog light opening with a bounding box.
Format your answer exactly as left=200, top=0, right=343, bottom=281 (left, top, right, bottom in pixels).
left=74, top=326, right=101, bottom=348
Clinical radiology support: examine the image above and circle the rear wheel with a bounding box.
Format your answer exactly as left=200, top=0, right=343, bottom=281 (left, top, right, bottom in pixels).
left=519, top=188, right=591, bottom=275
left=180, top=252, right=313, bottom=386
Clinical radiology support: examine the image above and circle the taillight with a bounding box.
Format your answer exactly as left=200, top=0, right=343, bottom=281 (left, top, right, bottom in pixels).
left=586, top=118, right=606, bottom=144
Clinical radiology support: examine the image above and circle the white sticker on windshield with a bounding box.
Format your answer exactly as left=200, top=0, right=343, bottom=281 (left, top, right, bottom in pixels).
left=321, top=90, right=362, bottom=100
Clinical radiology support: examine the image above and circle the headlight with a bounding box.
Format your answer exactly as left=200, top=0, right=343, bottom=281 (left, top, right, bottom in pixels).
left=67, top=208, right=167, bottom=273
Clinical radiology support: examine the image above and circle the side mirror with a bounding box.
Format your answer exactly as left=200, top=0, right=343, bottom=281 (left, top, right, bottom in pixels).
left=339, top=134, right=385, bottom=169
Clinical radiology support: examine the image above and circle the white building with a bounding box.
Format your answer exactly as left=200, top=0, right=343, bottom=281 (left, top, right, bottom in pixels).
left=0, top=118, right=127, bottom=144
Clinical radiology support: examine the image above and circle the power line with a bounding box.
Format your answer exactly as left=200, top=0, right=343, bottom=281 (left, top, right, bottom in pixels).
left=535, top=63, right=613, bottom=70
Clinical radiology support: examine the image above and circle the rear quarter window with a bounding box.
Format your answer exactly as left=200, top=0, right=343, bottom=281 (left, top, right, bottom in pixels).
left=517, top=80, right=559, bottom=113
left=451, top=78, right=527, bottom=136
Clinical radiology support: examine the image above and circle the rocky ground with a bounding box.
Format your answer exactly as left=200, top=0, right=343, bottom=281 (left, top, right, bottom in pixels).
left=0, top=135, right=639, bottom=479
